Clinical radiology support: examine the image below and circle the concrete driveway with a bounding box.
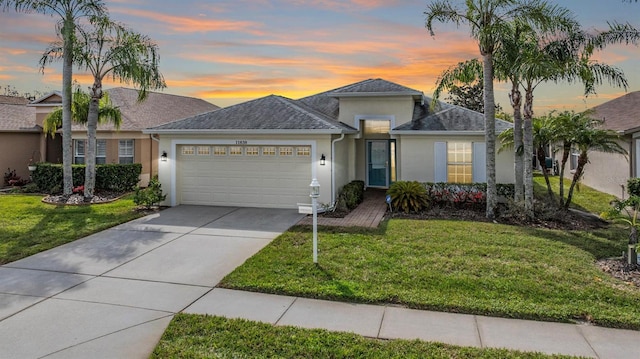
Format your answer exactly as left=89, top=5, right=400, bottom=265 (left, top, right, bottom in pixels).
left=0, top=206, right=303, bottom=359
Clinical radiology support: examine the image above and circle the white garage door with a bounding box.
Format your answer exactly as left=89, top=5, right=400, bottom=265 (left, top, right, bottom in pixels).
left=177, top=145, right=312, bottom=208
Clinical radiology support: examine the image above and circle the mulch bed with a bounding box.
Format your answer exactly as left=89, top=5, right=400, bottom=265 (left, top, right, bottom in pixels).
left=597, top=259, right=640, bottom=288
left=43, top=191, right=124, bottom=205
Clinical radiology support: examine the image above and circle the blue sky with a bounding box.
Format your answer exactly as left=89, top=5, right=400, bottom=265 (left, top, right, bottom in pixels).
left=0, top=0, right=638, bottom=113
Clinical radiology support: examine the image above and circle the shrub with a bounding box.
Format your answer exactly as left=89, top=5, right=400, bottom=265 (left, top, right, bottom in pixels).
left=387, top=181, right=429, bottom=213
left=32, top=163, right=141, bottom=193
left=134, top=175, right=166, bottom=209
left=334, top=180, right=365, bottom=212
left=628, top=178, right=640, bottom=197
left=3, top=168, right=29, bottom=187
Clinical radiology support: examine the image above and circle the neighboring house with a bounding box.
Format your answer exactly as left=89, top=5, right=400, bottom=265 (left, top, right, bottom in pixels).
left=24, top=88, right=219, bottom=185
left=145, top=78, right=514, bottom=209
left=563, top=91, right=640, bottom=198
left=0, top=94, right=61, bottom=181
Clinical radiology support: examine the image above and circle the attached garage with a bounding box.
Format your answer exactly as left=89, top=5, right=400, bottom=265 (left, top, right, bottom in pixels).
left=177, top=144, right=312, bottom=208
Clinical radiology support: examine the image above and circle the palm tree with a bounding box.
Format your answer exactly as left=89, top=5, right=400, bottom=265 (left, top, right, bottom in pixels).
left=564, top=117, right=627, bottom=210
left=43, top=87, right=121, bottom=138
left=425, top=0, right=575, bottom=218
left=1, top=0, right=107, bottom=197
left=41, top=17, right=166, bottom=199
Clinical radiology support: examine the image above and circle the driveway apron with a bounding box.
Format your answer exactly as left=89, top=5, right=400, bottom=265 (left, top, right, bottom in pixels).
left=0, top=205, right=303, bottom=359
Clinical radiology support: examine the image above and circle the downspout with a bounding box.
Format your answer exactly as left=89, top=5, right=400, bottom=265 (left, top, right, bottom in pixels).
left=331, top=133, right=346, bottom=205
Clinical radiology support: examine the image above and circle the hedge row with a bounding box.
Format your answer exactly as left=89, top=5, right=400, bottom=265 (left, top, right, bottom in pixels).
left=387, top=182, right=515, bottom=211
left=32, top=163, right=142, bottom=193
left=335, top=180, right=365, bottom=212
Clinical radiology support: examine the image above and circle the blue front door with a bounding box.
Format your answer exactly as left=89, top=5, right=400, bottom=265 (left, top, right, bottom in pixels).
left=367, top=140, right=388, bottom=187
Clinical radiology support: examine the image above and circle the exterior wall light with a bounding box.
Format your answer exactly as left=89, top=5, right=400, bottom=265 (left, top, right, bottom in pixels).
left=320, top=154, right=326, bottom=166
left=161, top=151, right=168, bottom=162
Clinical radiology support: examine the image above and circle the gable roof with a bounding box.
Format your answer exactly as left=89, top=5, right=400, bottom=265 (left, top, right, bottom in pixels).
left=590, top=91, right=640, bottom=134
left=393, top=100, right=512, bottom=134
left=328, top=78, right=423, bottom=98
left=28, top=91, right=62, bottom=106
left=149, top=94, right=356, bottom=134
left=75, top=87, right=220, bottom=131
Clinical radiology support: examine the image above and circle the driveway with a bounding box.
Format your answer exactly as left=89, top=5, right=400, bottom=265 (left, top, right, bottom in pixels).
left=0, top=206, right=304, bottom=359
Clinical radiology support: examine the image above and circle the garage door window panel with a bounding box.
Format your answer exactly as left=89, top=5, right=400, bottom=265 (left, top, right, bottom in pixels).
left=279, top=147, right=293, bottom=156
left=197, top=146, right=210, bottom=156
left=182, top=146, right=195, bottom=155
left=230, top=146, right=243, bottom=156
left=262, top=147, right=276, bottom=156
left=246, top=146, right=259, bottom=156
left=214, top=146, right=227, bottom=156
left=296, top=147, right=310, bottom=156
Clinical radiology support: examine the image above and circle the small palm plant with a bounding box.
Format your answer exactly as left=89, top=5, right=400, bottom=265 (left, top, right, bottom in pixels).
left=602, top=196, right=640, bottom=265
left=387, top=181, right=429, bottom=214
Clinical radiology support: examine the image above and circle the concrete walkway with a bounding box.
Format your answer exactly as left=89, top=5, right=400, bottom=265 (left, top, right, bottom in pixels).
left=185, top=288, right=640, bottom=359
left=1, top=204, right=639, bottom=358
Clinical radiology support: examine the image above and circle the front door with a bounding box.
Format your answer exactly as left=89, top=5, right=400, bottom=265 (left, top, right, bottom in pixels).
left=367, top=140, right=389, bottom=187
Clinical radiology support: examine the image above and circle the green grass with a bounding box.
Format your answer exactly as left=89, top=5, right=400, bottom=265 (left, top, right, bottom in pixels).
left=0, top=193, right=145, bottom=264
left=221, top=220, right=640, bottom=329
left=151, top=315, right=575, bottom=359
left=532, top=173, right=618, bottom=215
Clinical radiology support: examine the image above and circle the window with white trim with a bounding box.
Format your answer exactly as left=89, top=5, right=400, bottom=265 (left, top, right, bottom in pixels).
left=245, top=146, right=259, bottom=156
left=214, top=146, right=227, bottom=156
left=447, top=142, right=472, bottom=183
left=182, top=146, right=195, bottom=155
left=74, top=139, right=107, bottom=164
left=296, top=147, right=310, bottom=156
left=229, top=146, right=243, bottom=156
left=262, top=147, right=276, bottom=156
left=118, top=140, right=134, bottom=164
left=197, top=146, right=210, bottom=156
left=279, top=147, right=293, bottom=156
left=570, top=148, right=580, bottom=171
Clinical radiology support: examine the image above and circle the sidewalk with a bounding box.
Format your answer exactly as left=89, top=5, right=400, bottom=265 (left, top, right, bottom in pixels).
left=186, top=288, right=640, bottom=359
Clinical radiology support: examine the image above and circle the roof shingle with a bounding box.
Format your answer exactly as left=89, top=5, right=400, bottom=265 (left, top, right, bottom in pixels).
left=590, top=91, right=640, bottom=133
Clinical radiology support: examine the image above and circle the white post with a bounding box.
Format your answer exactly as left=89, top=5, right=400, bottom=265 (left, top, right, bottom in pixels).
left=309, top=178, right=320, bottom=264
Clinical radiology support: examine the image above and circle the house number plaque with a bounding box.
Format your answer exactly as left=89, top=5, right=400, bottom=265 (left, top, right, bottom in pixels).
left=235, top=140, right=248, bottom=144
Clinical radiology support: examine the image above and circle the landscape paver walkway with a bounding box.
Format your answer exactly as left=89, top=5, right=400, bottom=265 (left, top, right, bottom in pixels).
left=297, top=189, right=388, bottom=228
left=1, top=203, right=639, bottom=358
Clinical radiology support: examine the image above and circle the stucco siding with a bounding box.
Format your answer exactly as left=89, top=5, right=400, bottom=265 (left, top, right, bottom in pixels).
left=337, top=97, right=414, bottom=129
left=563, top=139, right=630, bottom=198
left=398, top=135, right=515, bottom=184
left=0, top=132, right=41, bottom=181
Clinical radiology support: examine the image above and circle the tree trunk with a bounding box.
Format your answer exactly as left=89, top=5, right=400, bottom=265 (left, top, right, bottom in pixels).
left=558, top=142, right=571, bottom=207
left=61, top=16, right=75, bottom=196
left=564, top=151, right=588, bottom=210
left=84, top=82, right=102, bottom=200
left=523, top=86, right=534, bottom=218
left=537, top=144, right=555, bottom=202
left=510, top=82, right=524, bottom=203
left=483, top=53, right=497, bottom=219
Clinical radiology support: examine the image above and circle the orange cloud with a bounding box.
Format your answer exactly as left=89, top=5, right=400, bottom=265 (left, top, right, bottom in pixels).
left=110, top=7, right=263, bottom=35
left=285, top=0, right=399, bottom=11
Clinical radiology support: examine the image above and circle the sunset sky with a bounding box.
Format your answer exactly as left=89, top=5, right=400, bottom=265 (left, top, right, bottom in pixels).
left=0, top=0, right=638, bottom=114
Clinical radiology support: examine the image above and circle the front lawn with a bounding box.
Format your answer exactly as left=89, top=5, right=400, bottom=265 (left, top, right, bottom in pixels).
left=220, top=220, right=640, bottom=329
left=152, top=315, right=573, bottom=359
left=532, top=173, right=618, bottom=215
left=0, top=194, right=144, bottom=264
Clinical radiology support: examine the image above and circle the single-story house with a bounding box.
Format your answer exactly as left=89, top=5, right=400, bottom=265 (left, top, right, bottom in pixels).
left=145, top=78, right=514, bottom=209
left=563, top=91, right=640, bottom=198
left=0, top=88, right=219, bottom=185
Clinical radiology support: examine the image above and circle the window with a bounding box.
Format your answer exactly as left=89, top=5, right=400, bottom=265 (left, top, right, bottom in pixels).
left=214, top=146, right=227, bottom=156
left=74, top=139, right=106, bottom=164
left=74, top=140, right=85, bottom=164
left=363, top=120, right=390, bottom=135
left=245, top=146, right=259, bottom=156
left=182, top=146, right=195, bottom=155
left=447, top=142, right=472, bottom=183
left=279, top=147, right=293, bottom=156
left=229, top=146, right=243, bottom=156
left=262, top=147, right=276, bottom=156
left=570, top=148, right=580, bottom=171
left=119, top=140, right=134, bottom=164
left=197, top=146, right=210, bottom=156
left=296, top=147, right=310, bottom=156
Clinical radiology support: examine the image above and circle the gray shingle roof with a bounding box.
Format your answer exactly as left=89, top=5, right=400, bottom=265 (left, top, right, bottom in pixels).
left=590, top=91, right=640, bottom=133
left=80, top=87, right=219, bottom=131
left=0, top=95, right=30, bottom=105
left=151, top=95, right=356, bottom=132
left=0, top=102, right=36, bottom=131
left=394, top=101, right=512, bottom=133
left=328, top=78, right=423, bottom=97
